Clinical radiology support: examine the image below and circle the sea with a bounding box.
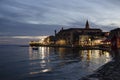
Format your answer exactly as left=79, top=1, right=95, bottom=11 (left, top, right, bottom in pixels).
left=0, top=45, right=112, bottom=80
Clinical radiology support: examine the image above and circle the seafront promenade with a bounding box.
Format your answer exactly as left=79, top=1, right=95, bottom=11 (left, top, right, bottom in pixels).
left=29, top=42, right=110, bottom=51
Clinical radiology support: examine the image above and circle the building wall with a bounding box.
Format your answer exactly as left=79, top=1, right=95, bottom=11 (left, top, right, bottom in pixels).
left=55, top=29, right=105, bottom=46
left=117, top=38, right=120, bottom=48
left=110, top=28, right=120, bottom=49
left=79, top=35, right=91, bottom=46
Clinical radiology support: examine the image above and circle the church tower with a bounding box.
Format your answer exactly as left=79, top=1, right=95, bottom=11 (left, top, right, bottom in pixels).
left=85, top=20, right=90, bottom=29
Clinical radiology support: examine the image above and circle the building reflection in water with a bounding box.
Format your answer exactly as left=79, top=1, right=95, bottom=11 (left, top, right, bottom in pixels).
left=29, top=47, right=112, bottom=76
left=29, top=47, right=51, bottom=75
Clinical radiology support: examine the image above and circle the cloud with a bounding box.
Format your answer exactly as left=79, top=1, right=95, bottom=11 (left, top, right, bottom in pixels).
left=0, top=0, right=120, bottom=37
left=0, top=35, right=48, bottom=45
left=0, top=17, right=63, bottom=36
left=11, top=36, right=48, bottom=39
left=0, top=0, right=49, bottom=24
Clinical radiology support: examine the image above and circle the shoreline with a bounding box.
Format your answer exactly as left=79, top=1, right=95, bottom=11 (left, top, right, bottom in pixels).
left=80, top=49, right=120, bottom=80
left=80, top=60, right=120, bottom=80
left=29, top=44, right=111, bottom=51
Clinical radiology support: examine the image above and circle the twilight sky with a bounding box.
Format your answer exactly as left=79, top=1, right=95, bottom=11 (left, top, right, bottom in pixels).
left=0, top=0, right=120, bottom=45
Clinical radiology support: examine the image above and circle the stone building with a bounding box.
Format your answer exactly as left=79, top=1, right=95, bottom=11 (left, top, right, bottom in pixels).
left=55, top=20, right=106, bottom=46
left=110, top=28, right=120, bottom=49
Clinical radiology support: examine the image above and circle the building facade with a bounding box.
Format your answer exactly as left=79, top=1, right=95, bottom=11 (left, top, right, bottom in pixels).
left=55, top=21, right=107, bottom=46
left=110, top=28, right=120, bottom=49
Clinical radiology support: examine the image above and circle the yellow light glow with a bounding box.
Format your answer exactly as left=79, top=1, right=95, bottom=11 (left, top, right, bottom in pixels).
left=30, top=68, right=51, bottom=75
left=56, top=40, right=66, bottom=45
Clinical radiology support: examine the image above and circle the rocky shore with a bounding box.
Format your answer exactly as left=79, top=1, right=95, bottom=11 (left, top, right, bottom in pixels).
left=80, top=50, right=120, bottom=80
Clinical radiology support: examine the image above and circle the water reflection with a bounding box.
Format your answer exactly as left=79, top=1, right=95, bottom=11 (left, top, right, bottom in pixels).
left=82, top=49, right=120, bottom=80
left=29, top=47, right=51, bottom=74
left=28, top=47, right=112, bottom=79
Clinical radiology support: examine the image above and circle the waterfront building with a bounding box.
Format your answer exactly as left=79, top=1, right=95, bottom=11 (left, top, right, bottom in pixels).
left=55, top=20, right=107, bottom=46
left=43, top=36, right=55, bottom=45
left=29, top=21, right=109, bottom=47
left=110, top=28, right=120, bottom=49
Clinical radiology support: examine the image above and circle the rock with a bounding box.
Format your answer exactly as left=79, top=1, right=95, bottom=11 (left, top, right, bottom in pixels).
left=80, top=60, right=120, bottom=80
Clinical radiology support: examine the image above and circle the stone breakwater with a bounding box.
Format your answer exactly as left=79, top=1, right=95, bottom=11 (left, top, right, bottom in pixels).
left=80, top=60, right=120, bottom=80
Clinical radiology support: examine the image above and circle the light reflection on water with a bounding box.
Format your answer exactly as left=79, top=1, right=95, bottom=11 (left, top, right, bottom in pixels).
left=28, top=47, right=111, bottom=80
left=29, top=47, right=51, bottom=74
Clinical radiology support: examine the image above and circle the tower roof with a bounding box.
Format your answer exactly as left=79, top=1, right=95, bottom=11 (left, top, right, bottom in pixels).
left=85, top=20, right=90, bottom=29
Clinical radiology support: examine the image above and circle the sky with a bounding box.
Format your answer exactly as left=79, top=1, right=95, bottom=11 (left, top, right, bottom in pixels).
left=0, top=0, right=120, bottom=45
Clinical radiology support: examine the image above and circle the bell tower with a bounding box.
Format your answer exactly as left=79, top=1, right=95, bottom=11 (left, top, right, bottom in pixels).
left=85, top=20, right=90, bottom=29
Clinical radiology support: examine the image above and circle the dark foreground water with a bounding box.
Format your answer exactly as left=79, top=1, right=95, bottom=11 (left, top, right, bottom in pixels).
left=0, top=45, right=112, bottom=80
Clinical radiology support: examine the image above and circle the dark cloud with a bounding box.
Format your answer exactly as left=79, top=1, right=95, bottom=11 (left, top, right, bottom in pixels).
left=0, top=0, right=48, bottom=24
left=0, top=0, right=120, bottom=45
left=0, top=0, right=120, bottom=26
left=0, top=18, right=62, bottom=36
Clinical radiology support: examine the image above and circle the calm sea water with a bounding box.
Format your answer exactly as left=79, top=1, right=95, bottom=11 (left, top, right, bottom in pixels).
left=0, top=45, right=112, bottom=80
